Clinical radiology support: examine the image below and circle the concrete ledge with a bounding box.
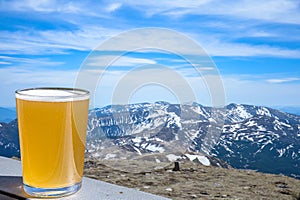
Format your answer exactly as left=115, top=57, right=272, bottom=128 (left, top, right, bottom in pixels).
left=0, top=156, right=170, bottom=200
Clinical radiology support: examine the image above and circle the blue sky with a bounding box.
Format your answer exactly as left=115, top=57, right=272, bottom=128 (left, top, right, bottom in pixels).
left=0, top=0, right=300, bottom=108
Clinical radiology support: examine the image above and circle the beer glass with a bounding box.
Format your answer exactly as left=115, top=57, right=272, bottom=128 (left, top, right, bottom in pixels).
left=15, top=87, right=90, bottom=197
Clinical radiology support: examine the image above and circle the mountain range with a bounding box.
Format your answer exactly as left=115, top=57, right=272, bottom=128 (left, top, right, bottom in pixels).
left=0, top=119, right=19, bottom=158
left=86, top=102, right=300, bottom=179
left=0, top=102, right=299, bottom=179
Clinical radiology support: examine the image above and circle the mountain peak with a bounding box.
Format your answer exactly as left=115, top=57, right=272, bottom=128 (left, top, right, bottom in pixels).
left=1, top=102, right=300, bottom=179
left=84, top=102, right=300, bottom=178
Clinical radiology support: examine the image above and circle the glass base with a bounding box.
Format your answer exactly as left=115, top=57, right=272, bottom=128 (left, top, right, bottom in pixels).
left=23, top=182, right=82, bottom=198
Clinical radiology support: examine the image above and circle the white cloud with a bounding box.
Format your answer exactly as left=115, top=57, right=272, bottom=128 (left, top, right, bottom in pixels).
left=0, top=55, right=64, bottom=66
left=0, top=1, right=299, bottom=59
left=126, top=0, right=213, bottom=16
left=221, top=0, right=300, bottom=24
left=204, top=39, right=300, bottom=58
left=0, top=26, right=120, bottom=54
left=105, top=3, right=122, bottom=12
left=266, top=78, right=300, bottom=84
left=197, top=67, right=215, bottom=71
left=0, top=0, right=119, bottom=18
left=86, top=55, right=156, bottom=67
left=1, top=0, right=81, bottom=13
left=86, top=28, right=300, bottom=58
left=0, top=61, right=11, bottom=65
left=5, top=0, right=299, bottom=25
left=1, top=26, right=299, bottom=58
left=125, top=0, right=300, bottom=24
left=0, top=0, right=299, bottom=108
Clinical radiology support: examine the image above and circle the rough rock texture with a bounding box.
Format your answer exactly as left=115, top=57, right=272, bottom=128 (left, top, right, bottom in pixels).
left=87, top=102, right=300, bottom=179
left=84, top=159, right=300, bottom=200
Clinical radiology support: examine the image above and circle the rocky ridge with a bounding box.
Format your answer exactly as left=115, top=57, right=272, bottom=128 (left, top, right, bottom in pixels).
left=86, top=102, right=300, bottom=178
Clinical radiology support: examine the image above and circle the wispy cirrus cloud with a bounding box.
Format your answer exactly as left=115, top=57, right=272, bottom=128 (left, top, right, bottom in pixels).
left=3, top=0, right=299, bottom=24
left=105, top=3, right=122, bottom=13
left=0, top=0, right=299, bottom=58
left=0, top=0, right=119, bottom=16
left=266, top=77, right=300, bottom=84
left=0, top=26, right=120, bottom=55
left=0, top=0, right=81, bottom=13
left=1, top=22, right=299, bottom=58
left=203, top=39, right=300, bottom=58
left=86, top=55, right=156, bottom=67
left=0, top=0, right=299, bottom=108
left=124, top=0, right=300, bottom=24
left=0, top=55, right=64, bottom=66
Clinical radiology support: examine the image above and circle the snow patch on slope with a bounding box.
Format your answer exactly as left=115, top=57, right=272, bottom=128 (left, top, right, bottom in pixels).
left=185, top=154, right=211, bottom=166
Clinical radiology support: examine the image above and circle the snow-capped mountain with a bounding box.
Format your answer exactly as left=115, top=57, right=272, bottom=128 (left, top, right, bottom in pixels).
left=86, top=102, right=300, bottom=178
left=0, top=102, right=299, bottom=178
left=0, top=119, right=19, bottom=158
left=213, top=104, right=300, bottom=178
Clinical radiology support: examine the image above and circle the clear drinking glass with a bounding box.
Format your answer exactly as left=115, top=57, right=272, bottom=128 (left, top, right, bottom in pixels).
left=15, top=87, right=90, bottom=198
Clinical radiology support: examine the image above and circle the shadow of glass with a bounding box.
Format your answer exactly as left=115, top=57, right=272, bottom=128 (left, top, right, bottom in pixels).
left=0, top=176, right=29, bottom=199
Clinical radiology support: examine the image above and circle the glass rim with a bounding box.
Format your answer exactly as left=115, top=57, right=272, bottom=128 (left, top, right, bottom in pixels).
left=15, top=87, right=90, bottom=102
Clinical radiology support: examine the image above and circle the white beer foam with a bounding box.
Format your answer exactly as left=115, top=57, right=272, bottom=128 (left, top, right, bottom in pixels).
left=16, top=88, right=89, bottom=102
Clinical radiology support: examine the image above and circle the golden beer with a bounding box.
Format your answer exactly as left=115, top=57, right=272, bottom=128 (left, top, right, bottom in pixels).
left=16, top=88, right=89, bottom=197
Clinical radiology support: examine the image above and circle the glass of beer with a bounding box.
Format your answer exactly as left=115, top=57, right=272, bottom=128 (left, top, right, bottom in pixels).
left=15, top=87, right=90, bottom=198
